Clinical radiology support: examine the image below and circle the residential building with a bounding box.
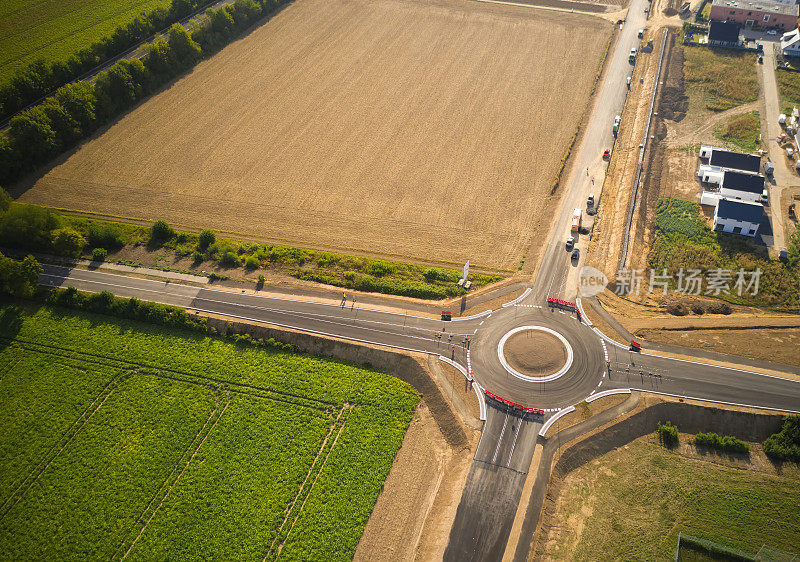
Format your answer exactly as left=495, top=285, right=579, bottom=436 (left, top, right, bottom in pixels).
left=781, top=27, right=800, bottom=57
left=713, top=197, right=763, bottom=236
left=719, top=170, right=767, bottom=203
left=707, top=147, right=761, bottom=174
left=709, top=0, right=799, bottom=31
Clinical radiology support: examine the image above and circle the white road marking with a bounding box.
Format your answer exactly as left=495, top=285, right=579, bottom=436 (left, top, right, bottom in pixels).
left=492, top=413, right=510, bottom=464
left=506, top=423, right=520, bottom=467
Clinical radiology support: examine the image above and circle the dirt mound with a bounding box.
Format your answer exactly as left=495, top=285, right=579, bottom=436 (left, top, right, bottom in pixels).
left=504, top=330, right=567, bottom=376
left=659, top=42, right=688, bottom=122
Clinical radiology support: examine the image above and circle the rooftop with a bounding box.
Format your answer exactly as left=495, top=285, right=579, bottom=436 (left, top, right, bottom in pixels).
left=709, top=21, right=741, bottom=43
left=711, top=0, right=799, bottom=16
left=717, top=197, right=763, bottom=223
left=721, top=170, right=765, bottom=194
left=709, top=149, right=761, bottom=174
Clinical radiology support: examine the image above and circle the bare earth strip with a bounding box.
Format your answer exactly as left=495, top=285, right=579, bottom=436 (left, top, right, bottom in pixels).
left=19, top=0, right=610, bottom=271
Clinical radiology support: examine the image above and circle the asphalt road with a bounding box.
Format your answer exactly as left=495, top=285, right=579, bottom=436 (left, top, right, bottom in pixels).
left=31, top=1, right=800, bottom=558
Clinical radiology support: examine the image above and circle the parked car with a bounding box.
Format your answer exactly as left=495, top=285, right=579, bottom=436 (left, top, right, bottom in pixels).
left=767, top=29, right=777, bottom=35
left=566, top=236, right=575, bottom=251
left=587, top=193, right=595, bottom=207
left=571, top=248, right=580, bottom=262
left=603, top=148, right=611, bottom=159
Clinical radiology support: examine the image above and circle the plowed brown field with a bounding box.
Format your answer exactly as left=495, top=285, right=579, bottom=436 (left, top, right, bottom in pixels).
left=19, top=0, right=611, bottom=271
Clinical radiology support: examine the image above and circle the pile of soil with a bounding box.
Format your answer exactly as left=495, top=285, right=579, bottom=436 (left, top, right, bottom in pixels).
left=659, top=43, right=688, bottom=122
left=504, top=330, right=567, bottom=376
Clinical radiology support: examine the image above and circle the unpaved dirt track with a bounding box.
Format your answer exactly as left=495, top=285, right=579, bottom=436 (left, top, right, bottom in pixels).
left=19, top=0, right=610, bottom=271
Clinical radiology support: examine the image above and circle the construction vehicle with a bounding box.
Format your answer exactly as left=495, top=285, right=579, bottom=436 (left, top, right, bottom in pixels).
left=571, top=208, right=582, bottom=232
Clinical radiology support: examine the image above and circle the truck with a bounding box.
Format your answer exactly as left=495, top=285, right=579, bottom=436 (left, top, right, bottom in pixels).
left=613, top=115, right=621, bottom=135
left=571, top=208, right=582, bottom=232
left=629, top=48, right=637, bottom=63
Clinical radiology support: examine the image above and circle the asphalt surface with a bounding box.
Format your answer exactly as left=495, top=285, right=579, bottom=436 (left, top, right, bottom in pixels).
left=31, top=1, right=800, bottom=559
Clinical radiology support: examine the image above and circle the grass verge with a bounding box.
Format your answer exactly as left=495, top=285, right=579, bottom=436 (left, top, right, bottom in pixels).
left=546, top=435, right=800, bottom=560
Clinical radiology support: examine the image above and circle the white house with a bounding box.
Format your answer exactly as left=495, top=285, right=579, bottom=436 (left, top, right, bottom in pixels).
left=699, top=145, right=722, bottom=159
left=781, top=28, right=800, bottom=57
left=698, top=164, right=725, bottom=185
left=713, top=198, right=763, bottom=236
left=718, top=170, right=768, bottom=203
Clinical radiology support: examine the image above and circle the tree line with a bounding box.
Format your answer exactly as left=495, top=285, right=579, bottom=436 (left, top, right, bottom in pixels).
left=0, top=0, right=212, bottom=124
left=0, top=0, right=290, bottom=186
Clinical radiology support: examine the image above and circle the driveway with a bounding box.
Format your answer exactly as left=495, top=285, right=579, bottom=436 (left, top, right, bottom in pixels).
left=759, top=39, right=800, bottom=255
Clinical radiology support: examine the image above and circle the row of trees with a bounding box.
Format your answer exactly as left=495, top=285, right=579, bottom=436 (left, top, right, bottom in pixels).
left=0, top=0, right=291, bottom=186
left=0, top=0, right=211, bottom=123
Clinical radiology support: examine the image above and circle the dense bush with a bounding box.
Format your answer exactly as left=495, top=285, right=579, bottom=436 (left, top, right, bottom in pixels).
left=763, top=415, right=800, bottom=462
left=198, top=229, right=215, bottom=251
left=47, top=286, right=206, bottom=332
left=0, top=253, right=41, bottom=298
left=244, top=255, right=260, bottom=269
left=91, top=247, right=108, bottom=262
left=693, top=432, right=750, bottom=454
left=50, top=228, right=86, bottom=257
left=657, top=421, right=679, bottom=447
left=150, top=220, right=175, bottom=244
left=87, top=222, right=124, bottom=249
left=220, top=251, right=241, bottom=267
left=0, top=204, right=62, bottom=251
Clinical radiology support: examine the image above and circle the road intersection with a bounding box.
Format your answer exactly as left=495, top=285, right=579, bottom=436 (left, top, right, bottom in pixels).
left=33, top=0, right=800, bottom=558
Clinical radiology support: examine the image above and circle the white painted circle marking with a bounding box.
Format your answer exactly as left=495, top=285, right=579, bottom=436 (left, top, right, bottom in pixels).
left=497, top=325, right=574, bottom=383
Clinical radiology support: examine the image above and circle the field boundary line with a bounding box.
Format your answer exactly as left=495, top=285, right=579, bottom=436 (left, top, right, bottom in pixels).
left=4, top=336, right=338, bottom=408
left=265, top=405, right=352, bottom=560
left=111, top=393, right=222, bottom=560
left=120, top=393, right=232, bottom=560
left=475, top=0, right=603, bottom=16
left=0, top=369, right=124, bottom=519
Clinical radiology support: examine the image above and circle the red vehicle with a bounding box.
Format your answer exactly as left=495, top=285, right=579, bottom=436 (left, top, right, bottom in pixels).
left=630, top=341, right=642, bottom=352
left=603, top=148, right=611, bottom=159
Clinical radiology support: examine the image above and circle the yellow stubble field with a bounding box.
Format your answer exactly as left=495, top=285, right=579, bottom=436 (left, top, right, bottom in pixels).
left=20, top=0, right=611, bottom=271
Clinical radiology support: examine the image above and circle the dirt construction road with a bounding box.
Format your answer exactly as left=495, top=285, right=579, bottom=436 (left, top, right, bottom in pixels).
left=19, top=0, right=610, bottom=271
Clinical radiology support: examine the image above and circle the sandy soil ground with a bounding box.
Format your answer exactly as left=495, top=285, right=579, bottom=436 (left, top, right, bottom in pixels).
left=18, top=0, right=611, bottom=272
left=636, top=326, right=800, bottom=367
left=504, top=331, right=567, bottom=376
left=354, top=401, right=477, bottom=561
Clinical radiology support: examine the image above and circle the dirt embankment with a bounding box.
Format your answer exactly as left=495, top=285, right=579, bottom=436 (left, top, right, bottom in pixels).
left=530, top=395, right=787, bottom=559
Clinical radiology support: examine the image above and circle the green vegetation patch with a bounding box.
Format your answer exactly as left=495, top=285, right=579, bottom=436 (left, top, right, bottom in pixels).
left=0, top=303, right=418, bottom=559
left=776, top=69, right=800, bottom=107
left=715, top=111, right=761, bottom=152
left=0, top=375, right=217, bottom=560
left=127, top=394, right=332, bottom=560
left=764, top=415, right=800, bottom=462
left=0, top=0, right=171, bottom=85
left=649, top=198, right=800, bottom=310
left=552, top=437, right=800, bottom=559
left=684, top=47, right=758, bottom=111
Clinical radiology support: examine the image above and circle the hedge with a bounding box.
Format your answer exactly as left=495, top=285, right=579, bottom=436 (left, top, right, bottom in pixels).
left=46, top=286, right=207, bottom=333
left=0, top=0, right=292, bottom=186
left=693, top=432, right=750, bottom=454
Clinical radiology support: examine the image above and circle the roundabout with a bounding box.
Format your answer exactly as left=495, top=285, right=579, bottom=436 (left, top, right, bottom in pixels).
left=497, top=326, right=573, bottom=382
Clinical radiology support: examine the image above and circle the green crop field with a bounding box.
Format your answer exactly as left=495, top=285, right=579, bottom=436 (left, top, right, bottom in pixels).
left=0, top=303, right=418, bottom=560
left=0, top=0, right=171, bottom=85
